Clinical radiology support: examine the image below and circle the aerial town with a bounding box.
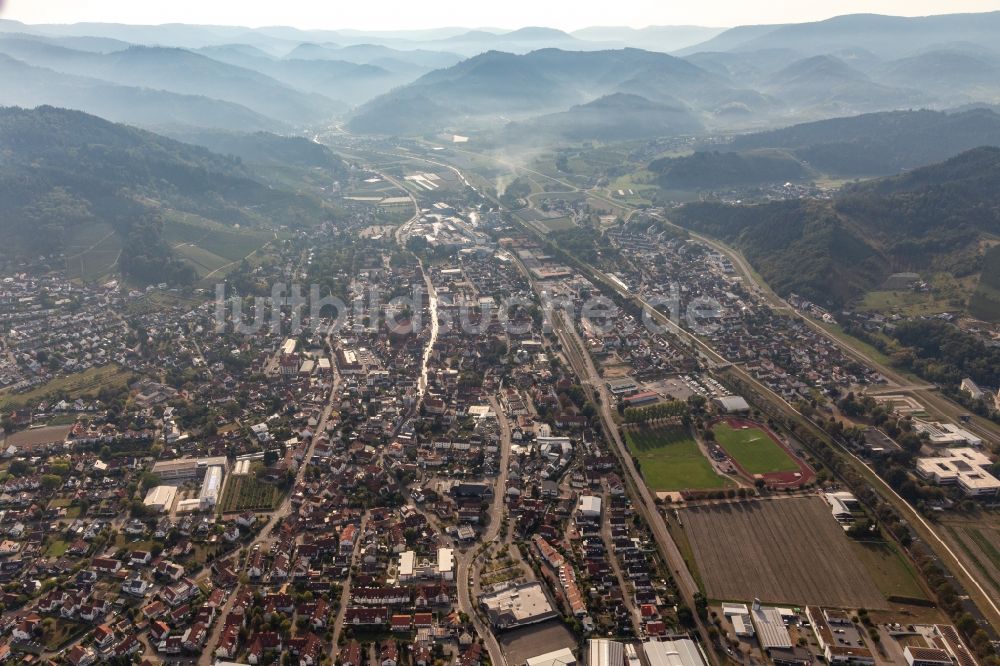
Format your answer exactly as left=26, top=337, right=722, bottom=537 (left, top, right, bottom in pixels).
left=0, top=141, right=998, bottom=666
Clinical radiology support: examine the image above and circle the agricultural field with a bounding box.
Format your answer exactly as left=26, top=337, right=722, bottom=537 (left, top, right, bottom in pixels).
left=162, top=215, right=274, bottom=281
left=63, top=222, right=124, bottom=282
left=848, top=541, right=927, bottom=602
left=219, top=475, right=279, bottom=513
left=624, top=425, right=730, bottom=492
left=679, top=496, right=887, bottom=608
left=0, top=364, right=133, bottom=411
left=537, top=216, right=576, bottom=232
left=940, top=515, right=1000, bottom=599
left=858, top=271, right=979, bottom=318
left=712, top=421, right=798, bottom=475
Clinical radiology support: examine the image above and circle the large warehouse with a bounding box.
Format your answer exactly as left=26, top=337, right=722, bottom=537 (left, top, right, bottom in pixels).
left=641, top=639, right=707, bottom=666
left=143, top=485, right=177, bottom=513
left=750, top=600, right=792, bottom=651
left=199, top=465, right=223, bottom=509
left=588, top=639, right=624, bottom=666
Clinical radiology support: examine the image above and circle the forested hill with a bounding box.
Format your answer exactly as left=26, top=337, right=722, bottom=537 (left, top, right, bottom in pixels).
left=670, top=146, right=1000, bottom=308
left=0, top=106, right=334, bottom=284
left=726, top=108, right=1000, bottom=176
left=649, top=149, right=812, bottom=189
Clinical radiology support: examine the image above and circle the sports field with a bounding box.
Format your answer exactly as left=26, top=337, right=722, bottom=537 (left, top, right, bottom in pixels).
left=712, top=421, right=799, bottom=475
left=624, top=425, right=730, bottom=491
left=680, top=497, right=887, bottom=608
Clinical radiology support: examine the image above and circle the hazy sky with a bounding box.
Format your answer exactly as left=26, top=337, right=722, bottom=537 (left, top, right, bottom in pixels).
left=2, top=0, right=999, bottom=31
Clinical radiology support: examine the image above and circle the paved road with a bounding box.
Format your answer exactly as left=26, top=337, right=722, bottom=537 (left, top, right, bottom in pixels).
left=599, top=489, right=643, bottom=636
left=451, top=395, right=513, bottom=666
left=199, top=364, right=342, bottom=666
left=329, top=512, right=369, bottom=647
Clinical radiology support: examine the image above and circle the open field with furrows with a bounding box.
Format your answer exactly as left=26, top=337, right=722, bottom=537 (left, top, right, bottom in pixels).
left=679, top=496, right=888, bottom=608
left=712, top=421, right=799, bottom=475
left=624, top=425, right=731, bottom=491
left=219, top=475, right=278, bottom=513
left=941, top=516, right=1000, bottom=599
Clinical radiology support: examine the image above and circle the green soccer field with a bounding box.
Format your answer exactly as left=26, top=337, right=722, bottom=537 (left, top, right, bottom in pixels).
left=624, top=425, right=731, bottom=491
left=712, top=422, right=799, bottom=474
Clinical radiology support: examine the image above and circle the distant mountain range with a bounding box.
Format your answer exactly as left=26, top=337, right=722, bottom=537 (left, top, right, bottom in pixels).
left=670, top=147, right=1000, bottom=308
left=503, top=93, right=703, bottom=143
left=346, top=48, right=761, bottom=135
left=677, top=12, right=1000, bottom=59
left=3, top=13, right=1000, bottom=141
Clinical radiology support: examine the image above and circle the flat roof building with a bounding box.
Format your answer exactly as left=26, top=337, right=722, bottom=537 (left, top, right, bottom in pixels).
left=152, top=456, right=228, bottom=481
left=480, top=582, right=557, bottom=629
left=437, top=548, right=454, bottom=580
left=913, top=420, right=983, bottom=448
left=577, top=495, right=602, bottom=520
left=916, top=448, right=1000, bottom=497
left=607, top=378, right=639, bottom=396
left=723, top=603, right=755, bottom=637
left=806, top=607, right=874, bottom=665
left=398, top=550, right=416, bottom=581
left=143, top=485, right=177, bottom=513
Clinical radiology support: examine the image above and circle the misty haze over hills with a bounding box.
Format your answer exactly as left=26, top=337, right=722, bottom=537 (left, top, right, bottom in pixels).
left=4, top=9, right=1000, bottom=292
left=1, top=12, right=1000, bottom=139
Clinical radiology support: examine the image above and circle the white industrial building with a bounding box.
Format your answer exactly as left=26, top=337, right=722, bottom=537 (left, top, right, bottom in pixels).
left=750, top=600, right=792, bottom=651
left=588, top=640, right=623, bottom=666
left=437, top=547, right=454, bottom=580
left=152, top=456, right=228, bottom=481
left=480, top=582, right=557, bottom=629
left=199, top=465, right=223, bottom=509
left=526, top=648, right=576, bottom=666
left=577, top=495, right=602, bottom=520
left=642, top=639, right=707, bottom=666
left=823, top=491, right=860, bottom=524
left=714, top=395, right=751, bottom=414
left=916, top=448, right=1000, bottom=497
left=722, top=602, right=755, bottom=637
left=398, top=550, right=416, bottom=581
left=143, top=485, right=177, bottom=513
left=960, top=378, right=983, bottom=400
left=913, top=420, right=983, bottom=448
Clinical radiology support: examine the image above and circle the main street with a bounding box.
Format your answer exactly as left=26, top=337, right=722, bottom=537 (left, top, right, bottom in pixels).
left=199, top=354, right=343, bottom=666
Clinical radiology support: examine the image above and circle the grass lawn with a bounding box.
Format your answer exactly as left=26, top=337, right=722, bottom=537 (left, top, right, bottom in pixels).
left=43, top=619, right=85, bottom=650
left=624, top=425, right=730, bottom=491
left=712, top=422, right=798, bottom=475
left=850, top=540, right=927, bottom=601
left=46, top=539, right=69, bottom=557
